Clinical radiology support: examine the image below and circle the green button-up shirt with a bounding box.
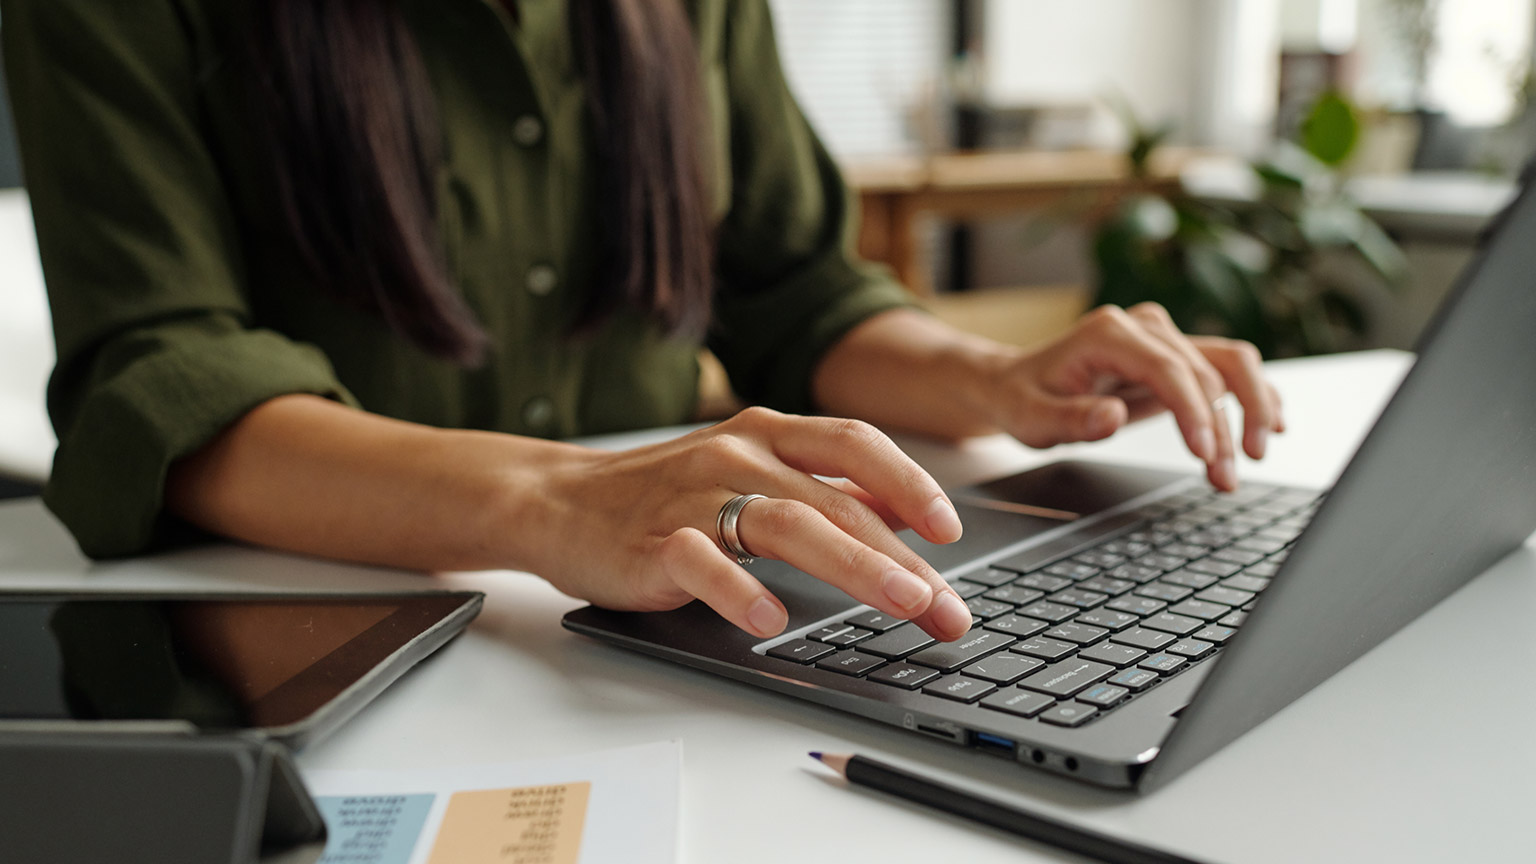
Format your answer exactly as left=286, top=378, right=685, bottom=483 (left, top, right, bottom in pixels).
left=3, top=0, right=911, bottom=557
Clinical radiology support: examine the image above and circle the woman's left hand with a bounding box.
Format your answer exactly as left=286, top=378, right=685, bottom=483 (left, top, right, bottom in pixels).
left=985, top=302, right=1286, bottom=491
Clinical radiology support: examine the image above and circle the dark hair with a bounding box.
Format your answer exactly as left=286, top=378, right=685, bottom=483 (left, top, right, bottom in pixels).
left=249, top=0, right=715, bottom=366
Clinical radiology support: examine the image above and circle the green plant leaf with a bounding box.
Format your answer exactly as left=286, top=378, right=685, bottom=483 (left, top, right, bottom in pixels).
left=1301, top=90, right=1360, bottom=166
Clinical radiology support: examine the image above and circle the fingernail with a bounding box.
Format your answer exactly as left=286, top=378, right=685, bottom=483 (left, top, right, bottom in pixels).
left=1193, top=428, right=1217, bottom=463
left=882, top=568, right=932, bottom=613
left=932, top=592, right=972, bottom=637
left=925, top=497, right=963, bottom=542
left=747, top=597, right=786, bottom=636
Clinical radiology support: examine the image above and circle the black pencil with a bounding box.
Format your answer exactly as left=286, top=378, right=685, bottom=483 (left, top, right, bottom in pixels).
left=810, top=752, right=1211, bottom=864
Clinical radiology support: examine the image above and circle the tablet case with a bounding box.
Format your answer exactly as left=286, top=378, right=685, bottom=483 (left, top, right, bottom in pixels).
left=0, top=724, right=327, bottom=864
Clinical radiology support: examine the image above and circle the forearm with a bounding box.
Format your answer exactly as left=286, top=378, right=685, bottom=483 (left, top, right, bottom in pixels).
left=165, top=394, right=590, bottom=573
left=811, top=309, right=1020, bottom=440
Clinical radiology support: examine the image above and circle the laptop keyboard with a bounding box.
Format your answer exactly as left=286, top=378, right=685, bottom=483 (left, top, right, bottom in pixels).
left=765, top=482, right=1322, bottom=729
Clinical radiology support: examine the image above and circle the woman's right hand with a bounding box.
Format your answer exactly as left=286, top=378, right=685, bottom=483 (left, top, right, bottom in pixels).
left=518, top=406, right=973, bottom=641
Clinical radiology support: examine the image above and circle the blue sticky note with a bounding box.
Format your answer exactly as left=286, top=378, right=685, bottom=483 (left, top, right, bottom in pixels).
left=315, top=793, right=435, bottom=864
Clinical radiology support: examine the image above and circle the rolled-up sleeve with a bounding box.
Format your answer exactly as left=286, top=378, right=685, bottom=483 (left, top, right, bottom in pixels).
left=3, top=0, right=354, bottom=557
left=707, top=0, right=914, bottom=415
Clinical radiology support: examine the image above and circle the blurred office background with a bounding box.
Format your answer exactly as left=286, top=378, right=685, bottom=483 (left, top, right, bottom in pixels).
left=0, top=1, right=1527, bottom=489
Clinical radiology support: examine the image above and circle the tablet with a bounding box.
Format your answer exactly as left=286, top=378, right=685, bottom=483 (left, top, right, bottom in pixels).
left=0, top=591, right=482, bottom=748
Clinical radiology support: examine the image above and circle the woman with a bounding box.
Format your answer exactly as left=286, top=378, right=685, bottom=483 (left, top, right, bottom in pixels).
left=3, top=0, right=1281, bottom=645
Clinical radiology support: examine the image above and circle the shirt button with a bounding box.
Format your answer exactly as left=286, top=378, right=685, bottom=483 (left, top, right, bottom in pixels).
left=512, top=114, right=544, bottom=147
left=525, top=264, right=558, bottom=297
left=522, top=396, right=555, bottom=431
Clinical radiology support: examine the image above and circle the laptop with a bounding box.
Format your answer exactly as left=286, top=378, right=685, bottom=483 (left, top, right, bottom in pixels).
left=564, top=175, right=1536, bottom=792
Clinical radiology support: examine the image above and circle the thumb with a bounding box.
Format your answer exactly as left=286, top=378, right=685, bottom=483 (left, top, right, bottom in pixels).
left=1019, top=393, right=1128, bottom=446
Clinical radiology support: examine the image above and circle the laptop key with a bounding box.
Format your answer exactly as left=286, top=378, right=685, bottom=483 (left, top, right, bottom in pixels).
left=1108, top=668, right=1159, bottom=691
left=1136, top=582, right=1194, bottom=602
left=866, top=662, right=941, bottom=690
left=1160, top=570, right=1218, bottom=590
left=1142, top=612, right=1204, bottom=635
left=1015, top=601, right=1078, bottom=623
left=1044, top=623, right=1110, bottom=646
left=1244, top=560, right=1282, bottom=578
left=815, top=650, right=887, bottom=677
left=1217, top=575, right=1269, bottom=594
left=922, top=674, right=997, bottom=703
left=1186, top=557, right=1244, bottom=578
left=1161, top=543, right=1212, bottom=560
left=1019, top=659, right=1114, bottom=697
left=1139, top=653, right=1188, bottom=673
left=768, top=639, right=837, bottom=664
left=1100, top=539, right=1152, bottom=557
left=858, top=623, right=936, bottom=659
left=1077, top=684, right=1131, bottom=708
left=1017, top=573, right=1073, bottom=592
left=1038, top=703, right=1099, bottom=727
left=907, top=630, right=1016, bottom=672
left=1196, top=586, right=1256, bottom=607
left=845, top=610, right=907, bottom=633
left=965, top=598, right=1014, bottom=621
left=1235, top=536, right=1287, bottom=554
left=983, top=585, right=1045, bottom=606
left=824, top=627, right=875, bottom=647
left=1108, top=563, right=1165, bottom=583
left=981, top=688, right=1056, bottom=718
left=1106, top=596, right=1166, bottom=616
left=1074, top=609, right=1139, bottom=631
left=983, top=614, right=1049, bottom=638
left=1212, top=546, right=1268, bottom=566
left=1011, top=636, right=1079, bottom=661
left=951, top=580, right=988, bottom=598
left=1193, top=625, right=1237, bottom=644
left=1166, top=600, right=1232, bottom=621
left=1219, top=610, right=1249, bottom=627
left=807, top=625, right=853, bottom=642
left=1046, top=561, right=1101, bottom=580
left=1111, top=627, right=1177, bottom=651
left=1077, top=642, right=1147, bottom=668
left=1168, top=638, right=1216, bottom=660
left=1047, top=588, right=1108, bottom=609
left=1077, top=576, right=1135, bottom=596
left=1073, top=550, right=1127, bottom=569
left=1134, top=553, right=1188, bottom=572
left=962, top=653, right=1045, bottom=684
left=966, top=568, right=1024, bottom=588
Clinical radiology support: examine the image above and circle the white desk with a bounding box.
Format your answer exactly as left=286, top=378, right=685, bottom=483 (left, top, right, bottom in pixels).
left=2, top=349, right=1533, bottom=863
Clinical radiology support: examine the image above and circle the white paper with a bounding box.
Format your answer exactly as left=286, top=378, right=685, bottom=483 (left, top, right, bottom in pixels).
left=302, top=740, right=680, bottom=864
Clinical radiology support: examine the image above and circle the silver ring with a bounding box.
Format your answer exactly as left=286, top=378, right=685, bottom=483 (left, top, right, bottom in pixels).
left=716, top=494, right=766, bottom=566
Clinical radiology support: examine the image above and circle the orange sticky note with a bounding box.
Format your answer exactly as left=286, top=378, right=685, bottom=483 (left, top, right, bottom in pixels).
left=427, top=781, right=590, bottom=864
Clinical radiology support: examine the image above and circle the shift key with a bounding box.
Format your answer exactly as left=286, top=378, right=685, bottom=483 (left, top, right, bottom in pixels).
left=1018, top=659, right=1115, bottom=697
left=907, top=630, right=1016, bottom=672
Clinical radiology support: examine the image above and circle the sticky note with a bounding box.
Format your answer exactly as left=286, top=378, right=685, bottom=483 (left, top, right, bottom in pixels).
left=315, top=794, right=436, bottom=864
left=427, top=781, right=590, bottom=864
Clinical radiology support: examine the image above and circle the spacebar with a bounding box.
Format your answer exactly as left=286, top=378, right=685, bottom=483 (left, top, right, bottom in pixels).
left=989, top=511, right=1146, bottom=575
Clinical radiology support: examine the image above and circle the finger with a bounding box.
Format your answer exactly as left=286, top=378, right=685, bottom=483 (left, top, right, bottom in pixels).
left=735, top=496, right=971, bottom=640
left=1127, top=305, right=1235, bottom=481
left=1207, top=399, right=1238, bottom=492
left=821, top=477, right=907, bottom=533
left=1009, top=391, right=1129, bottom=448
left=1194, top=336, right=1283, bottom=459
left=770, top=474, right=974, bottom=641
left=657, top=528, right=787, bottom=638
left=748, top=412, right=962, bottom=545
left=1075, top=307, right=1219, bottom=463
